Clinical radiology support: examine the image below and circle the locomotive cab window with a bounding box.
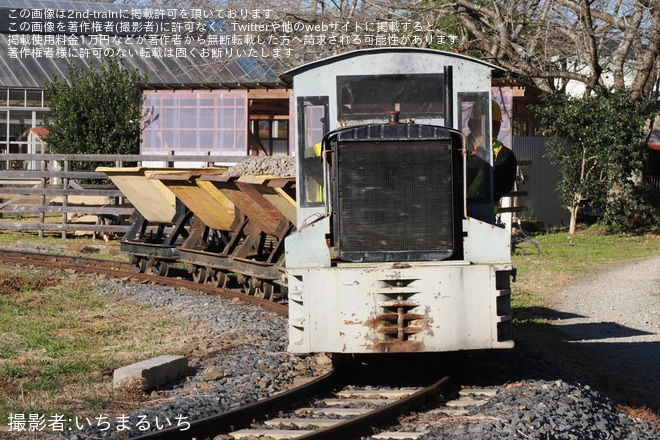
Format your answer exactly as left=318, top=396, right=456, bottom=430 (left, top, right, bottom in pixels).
left=297, top=97, right=329, bottom=207
left=337, top=74, right=444, bottom=120
left=459, top=92, right=496, bottom=223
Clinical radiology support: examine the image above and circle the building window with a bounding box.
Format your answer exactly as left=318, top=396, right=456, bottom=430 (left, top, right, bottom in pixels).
left=249, top=119, right=289, bottom=156
left=142, top=89, right=248, bottom=157
left=0, top=89, right=50, bottom=169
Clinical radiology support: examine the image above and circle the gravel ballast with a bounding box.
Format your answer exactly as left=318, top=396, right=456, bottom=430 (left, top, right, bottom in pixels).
left=424, top=379, right=659, bottom=439
left=58, top=254, right=659, bottom=439
left=63, top=280, right=316, bottom=439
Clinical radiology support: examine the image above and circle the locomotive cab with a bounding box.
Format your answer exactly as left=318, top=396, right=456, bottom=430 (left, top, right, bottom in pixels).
left=283, top=48, right=514, bottom=354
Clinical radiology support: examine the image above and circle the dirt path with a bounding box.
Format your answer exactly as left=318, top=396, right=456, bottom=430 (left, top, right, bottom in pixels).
left=551, top=254, right=660, bottom=410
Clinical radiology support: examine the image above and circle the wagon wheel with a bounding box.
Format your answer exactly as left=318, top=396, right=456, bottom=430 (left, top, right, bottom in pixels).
left=209, top=269, right=228, bottom=289
left=131, top=255, right=147, bottom=273
left=191, top=265, right=207, bottom=284
left=149, top=259, right=169, bottom=277
left=243, top=276, right=257, bottom=296
left=256, top=280, right=275, bottom=301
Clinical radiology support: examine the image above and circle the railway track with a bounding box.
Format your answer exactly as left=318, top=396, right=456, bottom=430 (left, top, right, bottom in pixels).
left=0, top=248, right=506, bottom=439
left=133, top=370, right=455, bottom=440
left=0, top=248, right=288, bottom=316
left=130, top=363, right=503, bottom=440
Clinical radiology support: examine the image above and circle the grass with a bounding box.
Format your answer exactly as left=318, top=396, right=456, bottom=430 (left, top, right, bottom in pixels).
left=0, top=230, right=124, bottom=261
left=510, top=224, right=660, bottom=356
left=0, top=258, right=208, bottom=434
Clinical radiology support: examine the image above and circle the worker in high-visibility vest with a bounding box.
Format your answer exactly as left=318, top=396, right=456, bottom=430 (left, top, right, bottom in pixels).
left=491, top=102, right=517, bottom=203
left=466, top=101, right=517, bottom=221
left=303, top=141, right=324, bottom=203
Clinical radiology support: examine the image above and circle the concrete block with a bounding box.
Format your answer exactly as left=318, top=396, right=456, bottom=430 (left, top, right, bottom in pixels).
left=113, top=355, right=188, bottom=391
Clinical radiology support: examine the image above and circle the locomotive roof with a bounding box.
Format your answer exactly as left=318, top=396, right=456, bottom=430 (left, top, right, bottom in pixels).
left=279, top=47, right=506, bottom=86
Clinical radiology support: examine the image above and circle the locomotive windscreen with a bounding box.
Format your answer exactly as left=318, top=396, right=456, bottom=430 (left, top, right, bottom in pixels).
left=335, top=138, right=455, bottom=262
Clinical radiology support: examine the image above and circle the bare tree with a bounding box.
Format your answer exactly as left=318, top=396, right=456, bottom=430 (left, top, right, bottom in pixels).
left=432, top=0, right=660, bottom=99
left=109, top=0, right=659, bottom=97
left=214, top=0, right=426, bottom=65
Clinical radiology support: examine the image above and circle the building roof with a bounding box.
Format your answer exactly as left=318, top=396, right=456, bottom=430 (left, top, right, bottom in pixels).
left=30, top=126, right=49, bottom=140
left=0, top=0, right=287, bottom=90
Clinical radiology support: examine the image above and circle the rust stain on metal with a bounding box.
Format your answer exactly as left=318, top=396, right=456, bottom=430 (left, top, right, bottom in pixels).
left=374, top=340, right=424, bottom=352
left=364, top=305, right=429, bottom=353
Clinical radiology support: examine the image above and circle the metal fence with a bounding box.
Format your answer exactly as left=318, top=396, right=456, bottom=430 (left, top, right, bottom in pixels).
left=513, top=137, right=660, bottom=227
left=512, top=137, right=570, bottom=228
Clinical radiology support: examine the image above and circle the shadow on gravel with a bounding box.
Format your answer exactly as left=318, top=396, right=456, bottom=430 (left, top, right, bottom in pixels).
left=515, top=305, right=583, bottom=322
left=554, top=331, right=660, bottom=412
left=558, top=321, right=654, bottom=340
left=524, top=305, right=659, bottom=411
left=456, top=298, right=660, bottom=415
left=484, top=302, right=660, bottom=415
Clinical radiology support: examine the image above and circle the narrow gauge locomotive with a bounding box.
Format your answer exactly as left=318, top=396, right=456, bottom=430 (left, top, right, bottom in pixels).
left=283, top=48, right=513, bottom=354
left=105, top=48, right=515, bottom=355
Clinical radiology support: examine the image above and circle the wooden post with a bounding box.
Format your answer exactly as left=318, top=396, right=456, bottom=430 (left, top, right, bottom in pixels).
left=61, top=159, right=69, bottom=239
left=38, top=154, right=48, bottom=238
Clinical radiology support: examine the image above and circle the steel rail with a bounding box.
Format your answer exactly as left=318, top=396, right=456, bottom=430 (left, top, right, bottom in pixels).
left=0, top=249, right=288, bottom=316
left=131, top=372, right=451, bottom=440
left=0, top=250, right=459, bottom=440
left=131, top=371, right=338, bottom=440
left=295, top=375, right=451, bottom=440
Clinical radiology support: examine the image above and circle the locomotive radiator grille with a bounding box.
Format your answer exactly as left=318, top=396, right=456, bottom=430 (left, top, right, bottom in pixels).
left=372, top=278, right=425, bottom=352
left=335, top=140, right=454, bottom=263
